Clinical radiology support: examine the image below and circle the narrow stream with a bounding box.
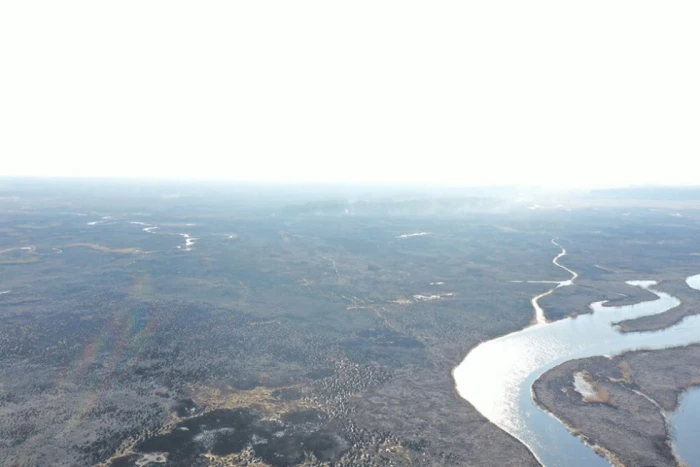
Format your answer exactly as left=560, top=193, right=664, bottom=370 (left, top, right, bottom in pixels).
left=532, top=239, right=578, bottom=324
left=453, top=241, right=700, bottom=466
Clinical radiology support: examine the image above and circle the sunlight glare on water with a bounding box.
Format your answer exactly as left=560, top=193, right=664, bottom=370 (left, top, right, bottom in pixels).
left=454, top=279, right=700, bottom=466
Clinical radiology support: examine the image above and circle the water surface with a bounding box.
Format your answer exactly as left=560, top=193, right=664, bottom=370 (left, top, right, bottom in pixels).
left=454, top=274, right=700, bottom=466
left=671, top=387, right=700, bottom=467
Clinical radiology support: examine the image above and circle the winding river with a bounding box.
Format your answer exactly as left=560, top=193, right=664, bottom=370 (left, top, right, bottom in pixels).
left=453, top=241, right=700, bottom=466
left=531, top=239, right=579, bottom=324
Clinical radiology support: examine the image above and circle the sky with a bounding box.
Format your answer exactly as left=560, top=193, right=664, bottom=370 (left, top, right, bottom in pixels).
left=1, top=2, right=698, bottom=188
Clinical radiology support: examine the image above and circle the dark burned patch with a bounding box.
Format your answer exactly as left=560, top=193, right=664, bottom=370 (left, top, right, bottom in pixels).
left=130, top=407, right=347, bottom=467
left=272, top=387, right=303, bottom=401
left=356, top=329, right=424, bottom=348
left=651, top=434, right=673, bottom=460
left=172, top=398, right=200, bottom=417
left=230, top=378, right=261, bottom=390
left=281, top=408, right=327, bottom=425
left=404, top=438, right=431, bottom=452
left=304, top=368, right=334, bottom=380
left=107, top=454, right=140, bottom=467
left=255, top=431, right=348, bottom=466
left=343, top=328, right=425, bottom=366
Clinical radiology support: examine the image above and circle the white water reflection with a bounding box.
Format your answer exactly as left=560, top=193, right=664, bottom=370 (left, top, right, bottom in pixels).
left=396, top=232, right=429, bottom=239
left=177, top=233, right=197, bottom=251
left=454, top=275, right=700, bottom=466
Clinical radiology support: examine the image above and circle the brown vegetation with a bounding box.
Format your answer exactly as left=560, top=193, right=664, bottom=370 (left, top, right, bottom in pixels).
left=62, top=243, right=141, bottom=254
left=617, top=361, right=634, bottom=383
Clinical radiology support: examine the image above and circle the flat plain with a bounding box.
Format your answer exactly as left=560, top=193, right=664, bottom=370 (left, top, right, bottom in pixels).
left=2, top=180, right=700, bottom=466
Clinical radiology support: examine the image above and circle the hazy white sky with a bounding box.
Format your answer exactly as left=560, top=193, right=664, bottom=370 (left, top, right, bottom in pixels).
left=1, top=2, right=698, bottom=187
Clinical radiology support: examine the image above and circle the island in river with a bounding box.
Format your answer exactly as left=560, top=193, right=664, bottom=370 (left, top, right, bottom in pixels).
left=533, top=274, right=700, bottom=466
left=614, top=277, right=700, bottom=333
left=534, top=344, right=700, bottom=466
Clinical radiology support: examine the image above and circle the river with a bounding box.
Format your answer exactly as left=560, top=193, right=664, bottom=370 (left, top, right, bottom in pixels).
left=671, top=387, right=700, bottom=466
left=453, top=241, right=700, bottom=466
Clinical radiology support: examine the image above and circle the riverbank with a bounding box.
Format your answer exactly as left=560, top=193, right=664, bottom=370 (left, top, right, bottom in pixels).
left=534, top=345, right=700, bottom=466
left=615, top=277, right=700, bottom=332
left=536, top=278, right=659, bottom=321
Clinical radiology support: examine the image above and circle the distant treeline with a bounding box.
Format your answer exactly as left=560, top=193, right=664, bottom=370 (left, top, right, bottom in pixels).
left=281, top=196, right=510, bottom=216
left=590, top=186, right=700, bottom=200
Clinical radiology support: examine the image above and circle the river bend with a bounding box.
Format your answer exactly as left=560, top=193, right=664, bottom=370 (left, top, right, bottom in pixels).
left=454, top=242, right=700, bottom=466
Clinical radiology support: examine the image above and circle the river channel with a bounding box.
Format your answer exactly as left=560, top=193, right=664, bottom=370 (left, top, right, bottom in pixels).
left=453, top=242, right=700, bottom=466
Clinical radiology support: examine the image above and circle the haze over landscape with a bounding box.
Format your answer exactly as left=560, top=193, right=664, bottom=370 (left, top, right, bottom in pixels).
left=2, top=1, right=699, bottom=187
